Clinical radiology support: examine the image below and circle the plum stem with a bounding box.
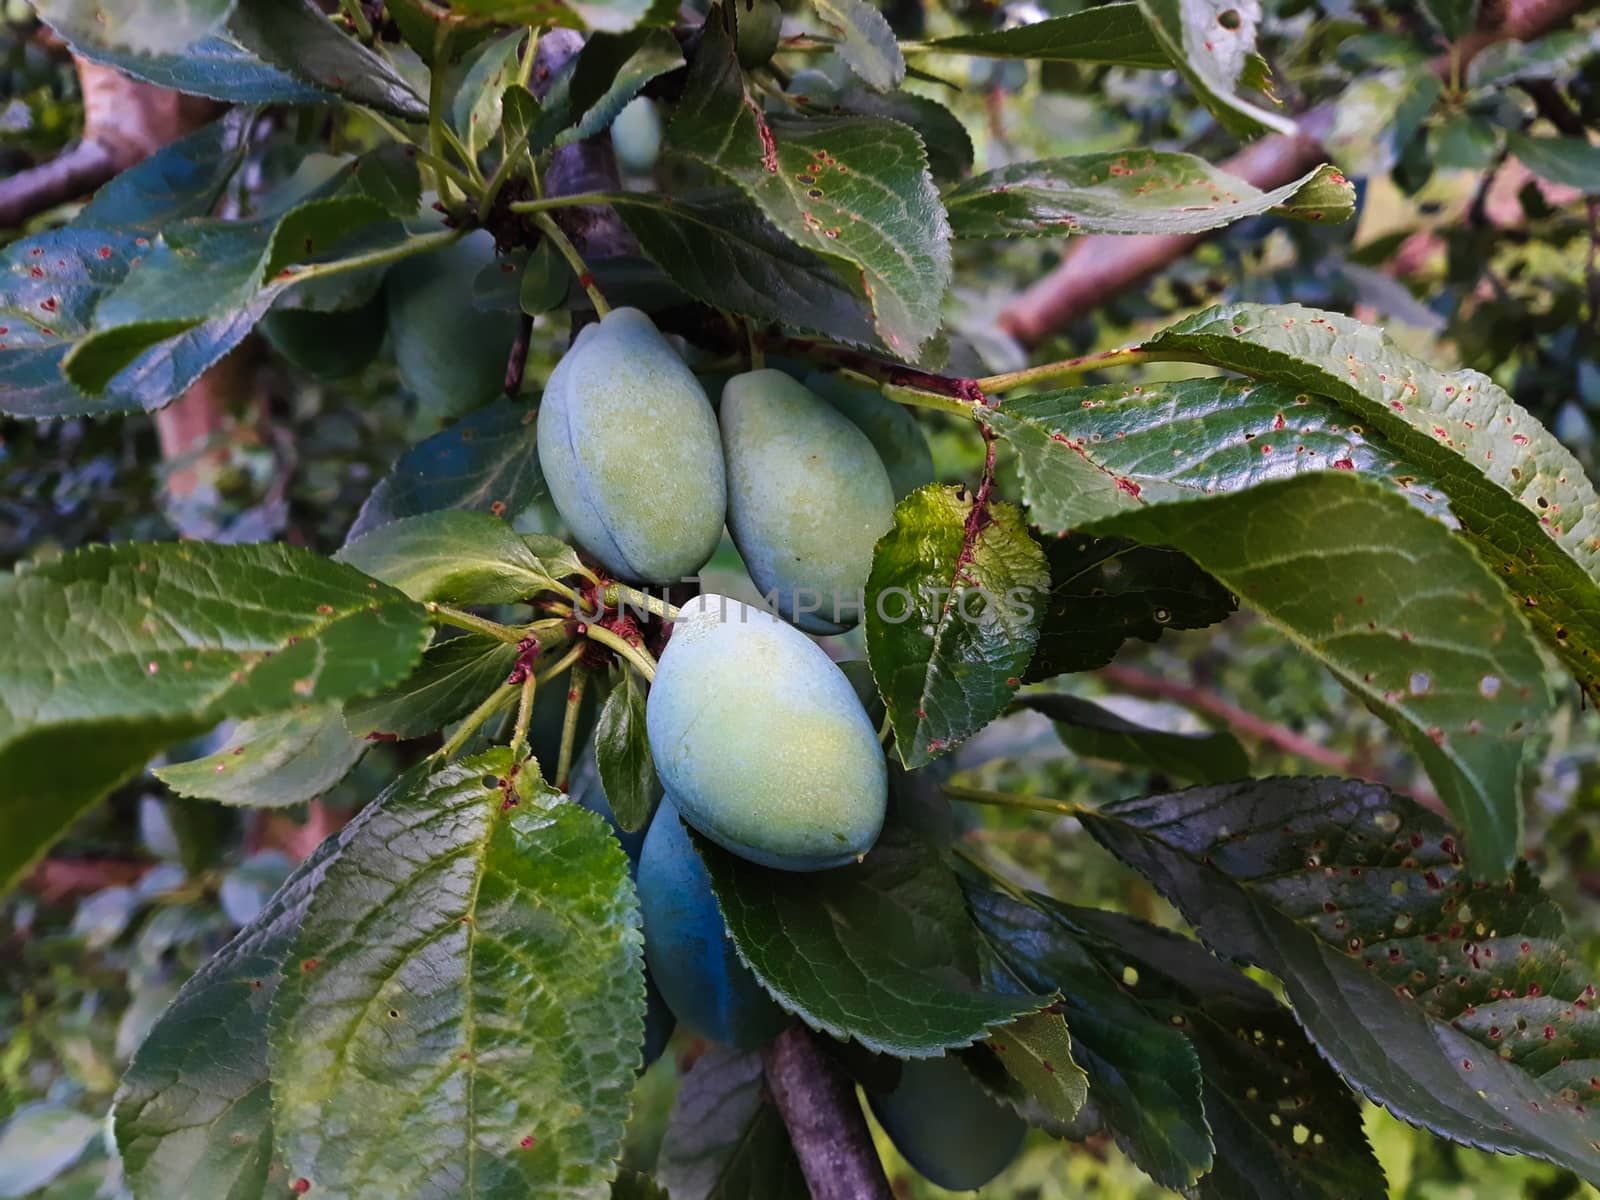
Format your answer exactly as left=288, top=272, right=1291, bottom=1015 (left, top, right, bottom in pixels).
left=427, top=603, right=523, bottom=643
left=762, top=1024, right=893, bottom=1200
left=508, top=673, right=538, bottom=764
left=532, top=210, right=612, bottom=317
left=556, top=666, right=588, bottom=790
left=942, top=783, right=1088, bottom=817
left=976, top=345, right=1156, bottom=394
left=583, top=623, right=658, bottom=682
left=603, top=585, right=679, bottom=622
left=435, top=685, right=518, bottom=762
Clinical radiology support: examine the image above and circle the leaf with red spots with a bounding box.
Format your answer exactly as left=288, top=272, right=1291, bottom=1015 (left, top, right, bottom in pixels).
left=0, top=541, right=429, bottom=891
left=154, top=706, right=367, bottom=808
left=945, top=154, right=1353, bottom=239
left=267, top=749, right=644, bottom=1198
left=982, top=1011, right=1090, bottom=1127
left=669, top=18, right=950, bottom=358
left=986, top=381, right=1549, bottom=874
left=865, top=485, right=1050, bottom=768
left=973, top=885, right=1388, bottom=1198
left=1135, top=0, right=1296, bottom=137
left=1080, top=776, right=1600, bottom=1185
left=1141, top=304, right=1600, bottom=706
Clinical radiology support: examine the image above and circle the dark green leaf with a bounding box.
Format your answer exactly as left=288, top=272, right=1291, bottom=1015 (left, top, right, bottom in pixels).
left=995, top=422, right=1548, bottom=872
left=655, top=1047, right=809, bottom=1200
left=946, top=155, right=1352, bottom=239
left=454, top=31, right=527, bottom=157
left=697, top=821, right=1047, bottom=1055
left=155, top=707, right=366, bottom=807
left=971, top=887, right=1212, bottom=1187
left=985, top=1011, right=1089, bottom=1125
left=612, top=1170, right=671, bottom=1200
left=671, top=19, right=950, bottom=358
left=0, top=114, right=253, bottom=419
left=269, top=750, right=645, bottom=1197
left=811, top=0, right=905, bottom=91
left=1027, top=533, right=1236, bottom=681
left=614, top=189, right=879, bottom=349
left=1421, top=0, right=1480, bottom=40
left=1080, top=777, right=1600, bottom=1183
left=1141, top=304, right=1600, bottom=703
left=866, top=485, right=1049, bottom=767
left=1509, top=132, right=1600, bottom=193
left=229, top=0, right=429, bottom=120
left=593, top=670, right=658, bottom=834
left=1136, top=0, right=1295, bottom=137
left=346, top=635, right=521, bottom=740
left=334, top=509, right=557, bottom=604
left=530, top=29, right=685, bottom=153
left=1017, top=692, right=1250, bottom=785
left=0, top=1103, right=100, bottom=1197
left=34, top=0, right=235, bottom=55
left=924, top=4, right=1167, bottom=67
left=347, top=398, right=546, bottom=542
left=115, top=814, right=359, bottom=1200
left=1467, top=28, right=1600, bottom=91
left=0, top=541, right=428, bottom=890
left=42, top=17, right=327, bottom=104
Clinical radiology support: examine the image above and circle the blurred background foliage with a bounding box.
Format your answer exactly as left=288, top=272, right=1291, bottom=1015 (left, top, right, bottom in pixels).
left=4, top=0, right=1600, bottom=1195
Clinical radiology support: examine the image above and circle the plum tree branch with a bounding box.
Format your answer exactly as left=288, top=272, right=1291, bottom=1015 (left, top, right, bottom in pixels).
left=761, top=1024, right=893, bottom=1200
left=998, top=0, right=1593, bottom=346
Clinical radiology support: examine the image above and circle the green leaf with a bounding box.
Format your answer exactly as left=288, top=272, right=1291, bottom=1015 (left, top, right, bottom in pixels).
left=335, top=509, right=557, bottom=605
left=615, top=189, right=879, bottom=349
left=33, top=0, right=235, bottom=55
left=1079, top=776, right=1600, bottom=1183
left=1510, top=132, right=1600, bottom=193
left=670, top=18, right=951, bottom=358
left=612, top=1170, right=671, bottom=1200
left=1327, top=67, right=1442, bottom=178
left=115, top=822, right=354, bottom=1200
left=448, top=0, right=677, bottom=35
left=530, top=28, right=685, bottom=153
left=0, top=114, right=253, bottom=419
left=924, top=4, right=1168, bottom=67
left=866, top=485, right=1049, bottom=767
left=1017, top=692, right=1250, bottom=785
left=0, top=1103, right=101, bottom=1198
left=971, top=887, right=1212, bottom=1188
left=1027, top=533, right=1236, bottom=681
left=346, top=635, right=521, bottom=740
left=593, top=670, right=658, bottom=834
left=1432, top=114, right=1502, bottom=171
left=455, top=31, right=527, bottom=157
left=1421, top=0, right=1480, bottom=40
left=269, top=750, right=645, bottom=1197
left=994, top=416, right=1548, bottom=872
left=0, top=541, right=428, bottom=891
left=1467, top=28, right=1600, bottom=91
left=42, top=16, right=328, bottom=104
left=347, top=399, right=546, bottom=542
left=1135, top=0, right=1296, bottom=137
left=824, top=88, right=973, bottom=182
left=1140, top=304, right=1600, bottom=703
left=810, top=0, right=905, bottom=91
left=697, top=821, right=1048, bottom=1055
left=228, top=0, right=429, bottom=120
left=655, top=1047, right=809, bottom=1200
left=155, top=707, right=367, bottom=807
left=985, top=1011, right=1089, bottom=1125
left=946, top=155, right=1352, bottom=239
left=990, top=891, right=1387, bottom=1199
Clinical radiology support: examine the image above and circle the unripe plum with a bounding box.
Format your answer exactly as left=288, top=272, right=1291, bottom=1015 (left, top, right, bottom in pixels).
left=646, top=595, right=887, bottom=869
left=735, top=0, right=783, bottom=69
left=805, top=371, right=935, bottom=500
left=610, top=97, right=662, bottom=176
left=868, top=1056, right=1027, bottom=1191
left=637, top=797, right=786, bottom=1048
left=720, top=369, right=895, bottom=633
left=538, top=308, right=727, bottom=583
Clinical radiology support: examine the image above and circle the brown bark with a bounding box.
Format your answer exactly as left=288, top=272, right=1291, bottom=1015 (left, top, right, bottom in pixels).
left=998, top=0, right=1593, bottom=346
left=761, top=1025, right=893, bottom=1200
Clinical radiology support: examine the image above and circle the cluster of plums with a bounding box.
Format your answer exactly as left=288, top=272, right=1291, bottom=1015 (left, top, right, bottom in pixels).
left=545, top=309, right=1026, bottom=1190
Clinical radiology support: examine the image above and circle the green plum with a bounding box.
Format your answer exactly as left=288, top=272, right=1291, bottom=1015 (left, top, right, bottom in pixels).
left=869, top=1056, right=1028, bottom=1191
left=804, top=371, right=935, bottom=500
left=610, top=96, right=662, bottom=176
left=637, top=797, right=787, bottom=1048
left=538, top=308, right=726, bottom=583
left=720, top=369, right=895, bottom=632
left=646, top=594, right=886, bottom=869
left=735, top=0, right=783, bottom=69
left=384, top=231, right=518, bottom=419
